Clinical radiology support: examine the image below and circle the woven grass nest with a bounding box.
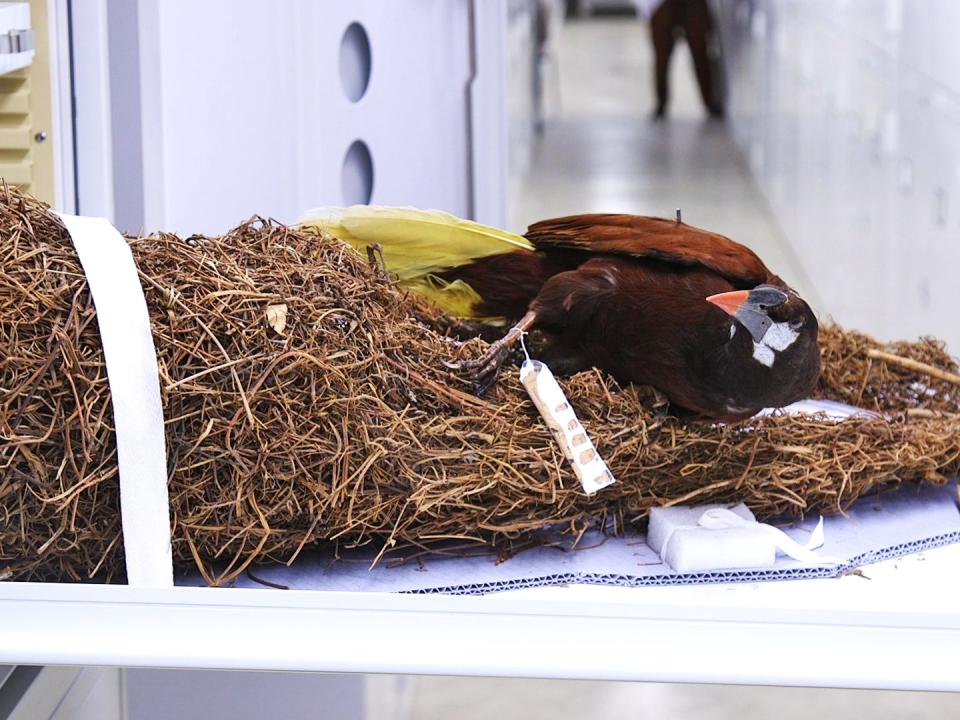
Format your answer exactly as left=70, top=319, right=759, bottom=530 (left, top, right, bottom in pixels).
left=2, top=188, right=959, bottom=584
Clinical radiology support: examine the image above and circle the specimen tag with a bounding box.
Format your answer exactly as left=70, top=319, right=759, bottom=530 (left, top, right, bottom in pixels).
left=519, top=359, right=616, bottom=495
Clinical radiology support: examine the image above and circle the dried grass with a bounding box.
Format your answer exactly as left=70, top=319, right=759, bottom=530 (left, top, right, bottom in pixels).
left=2, top=187, right=958, bottom=584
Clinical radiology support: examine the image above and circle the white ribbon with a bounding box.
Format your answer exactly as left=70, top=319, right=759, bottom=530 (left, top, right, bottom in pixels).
left=57, top=213, right=174, bottom=587
left=660, top=508, right=844, bottom=567
left=699, top=508, right=843, bottom=564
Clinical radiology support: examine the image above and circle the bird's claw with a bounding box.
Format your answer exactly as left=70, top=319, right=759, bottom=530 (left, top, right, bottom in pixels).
left=472, top=365, right=503, bottom=396
left=442, top=311, right=536, bottom=396
left=445, top=346, right=511, bottom=395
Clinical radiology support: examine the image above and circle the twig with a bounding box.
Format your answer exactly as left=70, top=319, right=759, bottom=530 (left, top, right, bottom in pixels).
left=866, top=349, right=960, bottom=388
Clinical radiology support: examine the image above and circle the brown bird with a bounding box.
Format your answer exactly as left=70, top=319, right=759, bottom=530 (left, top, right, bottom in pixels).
left=299, top=207, right=820, bottom=422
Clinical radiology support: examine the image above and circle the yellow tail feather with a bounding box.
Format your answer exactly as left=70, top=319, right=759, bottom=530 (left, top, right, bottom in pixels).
left=297, top=205, right=533, bottom=281
left=405, top=275, right=508, bottom=325
left=297, top=205, right=533, bottom=320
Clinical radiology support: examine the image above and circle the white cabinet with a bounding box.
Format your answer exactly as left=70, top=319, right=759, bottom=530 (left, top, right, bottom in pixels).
left=71, top=1, right=508, bottom=236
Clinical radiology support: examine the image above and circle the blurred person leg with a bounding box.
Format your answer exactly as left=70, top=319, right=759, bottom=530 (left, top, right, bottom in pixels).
left=649, top=0, right=677, bottom=119
left=682, top=0, right=725, bottom=117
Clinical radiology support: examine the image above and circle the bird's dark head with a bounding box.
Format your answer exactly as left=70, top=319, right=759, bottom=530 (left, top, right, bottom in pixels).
left=706, top=284, right=816, bottom=365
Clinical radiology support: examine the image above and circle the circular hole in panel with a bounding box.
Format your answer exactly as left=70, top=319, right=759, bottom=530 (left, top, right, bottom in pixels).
left=339, top=22, right=372, bottom=102
left=341, top=139, right=374, bottom=205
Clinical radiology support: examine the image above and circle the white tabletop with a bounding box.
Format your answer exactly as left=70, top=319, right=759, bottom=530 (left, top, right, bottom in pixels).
left=2, top=542, right=958, bottom=690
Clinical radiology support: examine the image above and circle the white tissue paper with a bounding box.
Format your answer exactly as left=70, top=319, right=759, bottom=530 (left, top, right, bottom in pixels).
left=648, top=503, right=842, bottom=573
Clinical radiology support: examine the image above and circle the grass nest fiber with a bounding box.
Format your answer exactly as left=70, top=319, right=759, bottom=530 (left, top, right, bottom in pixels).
left=2, top=187, right=960, bottom=584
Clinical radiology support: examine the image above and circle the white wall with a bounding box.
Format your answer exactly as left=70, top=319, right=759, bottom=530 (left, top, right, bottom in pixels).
left=506, top=0, right=538, bottom=208
left=718, top=0, right=960, bottom=352
left=505, top=0, right=566, bottom=232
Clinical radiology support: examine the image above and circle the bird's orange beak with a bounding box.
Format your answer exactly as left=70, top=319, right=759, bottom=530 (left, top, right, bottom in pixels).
left=706, top=289, right=749, bottom=316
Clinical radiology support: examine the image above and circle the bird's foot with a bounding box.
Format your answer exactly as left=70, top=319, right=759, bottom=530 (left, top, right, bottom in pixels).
left=444, top=310, right=537, bottom=395
left=444, top=344, right=512, bottom=395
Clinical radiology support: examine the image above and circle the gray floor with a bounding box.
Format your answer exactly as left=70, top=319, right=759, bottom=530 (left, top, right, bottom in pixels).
left=409, top=677, right=960, bottom=720
left=509, top=14, right=823, bottom=311
left=406, top=15, right=958, bottom=719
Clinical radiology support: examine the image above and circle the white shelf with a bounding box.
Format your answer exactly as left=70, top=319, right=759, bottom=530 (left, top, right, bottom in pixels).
left=2, top=542, right=959, bottom=690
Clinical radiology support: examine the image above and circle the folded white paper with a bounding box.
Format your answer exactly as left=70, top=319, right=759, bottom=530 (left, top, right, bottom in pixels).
left=57, top=212, right=173, bottom=587
left=649, top=503, right=843, bottom=573
left=647, top=503, right=757, bottom=554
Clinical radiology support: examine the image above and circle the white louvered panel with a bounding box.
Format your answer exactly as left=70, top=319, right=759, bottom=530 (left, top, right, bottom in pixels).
left=0, top=126, right=31, bottom=149
left=0, top=69, right=31, bottom=188
left=0, top=159, right=30, bottom=184
left=0, top=87, right=28, bottom=113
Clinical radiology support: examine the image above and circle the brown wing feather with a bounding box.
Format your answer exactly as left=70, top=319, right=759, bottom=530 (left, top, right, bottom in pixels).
left=524, top=214, right=774, bottom=288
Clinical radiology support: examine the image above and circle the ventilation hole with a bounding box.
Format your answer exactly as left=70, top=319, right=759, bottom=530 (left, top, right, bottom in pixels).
left=341, top=140, right=374, bottom=205
left=339, top=22, right=372, bottom=102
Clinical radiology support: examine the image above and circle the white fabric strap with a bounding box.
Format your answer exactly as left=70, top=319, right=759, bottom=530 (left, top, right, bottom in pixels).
left=56, top=213, right=174, bottom=587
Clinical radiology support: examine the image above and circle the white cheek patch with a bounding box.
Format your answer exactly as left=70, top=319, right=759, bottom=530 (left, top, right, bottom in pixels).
left=763, top=321, right=800, bottom=351
left=751, top=321, right=799, bottom=368
left=729, top=323, right=737, bottom=339
left=752, top=342, right=775, bottom=367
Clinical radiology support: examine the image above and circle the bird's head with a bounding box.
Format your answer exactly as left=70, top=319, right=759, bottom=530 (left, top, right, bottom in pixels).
left=706, top=284, right=813, bottom=349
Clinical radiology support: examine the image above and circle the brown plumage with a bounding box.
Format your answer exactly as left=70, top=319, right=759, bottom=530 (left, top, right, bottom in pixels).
left=443, top=214, right=820, bottom=422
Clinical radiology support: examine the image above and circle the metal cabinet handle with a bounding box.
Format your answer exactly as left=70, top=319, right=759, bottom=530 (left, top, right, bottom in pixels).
left=0, top=30, right=34, bottom=54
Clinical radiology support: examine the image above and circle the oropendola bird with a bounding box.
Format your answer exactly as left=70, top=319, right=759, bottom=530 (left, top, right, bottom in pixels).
left=299, top=207, right=820, bottom=422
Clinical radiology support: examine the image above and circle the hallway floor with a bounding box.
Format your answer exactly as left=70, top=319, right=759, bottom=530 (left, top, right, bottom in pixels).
left=407, top=14, right=957, bottom=720
left=409, top=676, right=960, bottom=720
left=509, top=13, right=823, bottom=310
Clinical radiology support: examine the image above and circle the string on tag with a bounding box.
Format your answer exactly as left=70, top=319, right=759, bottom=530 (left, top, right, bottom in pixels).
left=519, top=330, right=531, bottom=363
